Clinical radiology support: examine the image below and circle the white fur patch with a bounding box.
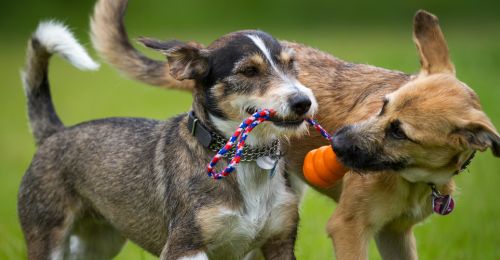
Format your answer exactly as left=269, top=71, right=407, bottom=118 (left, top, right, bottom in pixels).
left=178, top=252, right=209, bottom=260
left=246, top=34, right=279, bottom=74
left=50, top=248, right=63, bottom=260
left=237, top=161, right=297, bottom=235
left=34, top=21, right=99, bottom=71
left=69, top=235, right=84, bottom=255
left=202, top=162, right=297, bottom=257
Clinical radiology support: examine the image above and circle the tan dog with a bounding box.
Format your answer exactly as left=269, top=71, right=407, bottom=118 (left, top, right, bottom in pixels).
left=91, top=0, right=499, bottom=258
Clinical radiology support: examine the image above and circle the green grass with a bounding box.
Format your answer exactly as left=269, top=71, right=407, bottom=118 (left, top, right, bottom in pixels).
left=1, top=25, right=499, bottom=260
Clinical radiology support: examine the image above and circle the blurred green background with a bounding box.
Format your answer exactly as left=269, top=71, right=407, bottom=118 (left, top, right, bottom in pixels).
left=1, top=0, right=499, bottom=259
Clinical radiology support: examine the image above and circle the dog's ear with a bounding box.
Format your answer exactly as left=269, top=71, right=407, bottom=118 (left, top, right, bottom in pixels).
left=138, top=37, right=208, bottom=81
left=413, top=10, right=455, bottom=75
left=454, top=112, right=500, bottom=157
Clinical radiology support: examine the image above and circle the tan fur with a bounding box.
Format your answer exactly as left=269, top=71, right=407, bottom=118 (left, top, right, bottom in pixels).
left=91, top=3, right=500, bottom=259
left=245, top=54, right=267, bottom=71
left=278, top=48, right=294, bottom=64
left=90, top=0, right=194, bottom=90
left=284, top=11, right=499, bottom=260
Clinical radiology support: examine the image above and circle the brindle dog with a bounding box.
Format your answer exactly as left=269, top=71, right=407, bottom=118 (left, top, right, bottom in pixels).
left=18, top=19, right=318, bottom=260
left=92, top=1, right=500, bottom=259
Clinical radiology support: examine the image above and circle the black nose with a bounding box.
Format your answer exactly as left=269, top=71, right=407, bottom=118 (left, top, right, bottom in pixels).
left=332, top=134, right=347, bottom=155
left=332, top=126, right=353, bottom=156
left=290, top=95, right=312, bottom=116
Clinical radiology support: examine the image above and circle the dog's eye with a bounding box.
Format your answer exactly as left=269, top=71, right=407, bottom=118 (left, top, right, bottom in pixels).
left=388, top=121, right=407, bottom=140
left=288, top=58, right=295, bottom=69
left=240, top=66, right=259, bottom=77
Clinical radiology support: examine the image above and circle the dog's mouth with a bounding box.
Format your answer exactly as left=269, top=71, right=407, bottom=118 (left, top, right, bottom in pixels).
left=337, top=156, right=409, bottom=173
left=245, top=107, right=305, bottom=128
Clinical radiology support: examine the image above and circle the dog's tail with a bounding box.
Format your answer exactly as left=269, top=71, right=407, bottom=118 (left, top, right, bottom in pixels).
left=90, top=0, right=194, bottom=91
left=22, top=21, right=99, bottom=145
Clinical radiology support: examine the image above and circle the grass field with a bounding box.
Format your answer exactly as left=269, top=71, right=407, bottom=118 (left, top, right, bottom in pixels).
left=0, top=22, right=499, bottom=259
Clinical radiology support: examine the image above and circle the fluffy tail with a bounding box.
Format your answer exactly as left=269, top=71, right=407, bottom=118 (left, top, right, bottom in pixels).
left=22, top=21, right=99, bottom=145
left=90, top=0, right=194, bottom=91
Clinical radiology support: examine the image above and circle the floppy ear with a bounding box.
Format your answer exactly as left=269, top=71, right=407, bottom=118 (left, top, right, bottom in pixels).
left=138, top=37, right=208, bottom=80
left=413, top=10, right=455, bottom=75
left=454, top=116, right=500, bottom=157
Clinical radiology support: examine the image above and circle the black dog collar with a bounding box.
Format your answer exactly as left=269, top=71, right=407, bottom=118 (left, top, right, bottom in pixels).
left=188, top=111, right=214, bottom=148
left=187, top=111, right=280, bottom=161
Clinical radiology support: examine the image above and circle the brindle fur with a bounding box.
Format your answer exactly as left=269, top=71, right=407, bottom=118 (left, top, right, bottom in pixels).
left=18, top=18, right=321, bottom=259
left=91, top=1, right=500, bottom=259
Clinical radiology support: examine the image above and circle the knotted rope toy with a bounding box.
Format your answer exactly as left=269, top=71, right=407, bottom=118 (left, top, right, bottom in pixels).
left=207, top=109, right=275, bottom=179
left=207, top=109, right=346, bottom=180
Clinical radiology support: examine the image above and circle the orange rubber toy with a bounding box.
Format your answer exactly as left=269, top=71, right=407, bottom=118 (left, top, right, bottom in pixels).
left=303, top=145, right=348, bottom=188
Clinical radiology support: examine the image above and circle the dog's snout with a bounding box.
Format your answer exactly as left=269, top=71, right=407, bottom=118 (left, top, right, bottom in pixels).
left=289, top=95, right=312, bottom=116
left=332, top=134, right=347, bottom=155
left=332, top=126, right=354, bottom=156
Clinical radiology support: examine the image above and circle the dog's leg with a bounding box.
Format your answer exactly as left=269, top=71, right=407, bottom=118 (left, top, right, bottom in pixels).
left=159, top=223, right=207, bottom=260
left=18, top=168, right=78, bottom=260
left=243, top=249, right=264, bottom=260
left=21, top=215, right=74, bottom=260
left=261, top=234, right=297, bottom=260
left=374, top=223, right=418, bottom=260
left=325, top=175, right=380, bottom=260
left=160, top=249, right=208, bottom=260
left=261, top=190, right=299, bottom=260
left=261, top=213, right=298, bottom=260
left=65, top=216, right=126, bottom=260
left=327, top=207, right=371, bottom=260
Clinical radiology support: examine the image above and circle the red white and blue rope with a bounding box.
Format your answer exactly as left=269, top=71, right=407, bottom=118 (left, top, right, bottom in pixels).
left=207, top=109, right=332, bottom=179
left=207, top=109, right=275, bottom=179
left=306, top=118, right=333, bottom=141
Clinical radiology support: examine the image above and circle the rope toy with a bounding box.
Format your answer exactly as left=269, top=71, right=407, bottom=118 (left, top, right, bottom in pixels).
left=207, top=109, right=275, bottom=179
left=207, top=109, right=340, bottom=179
left=306, top=118, right=333, bottom=141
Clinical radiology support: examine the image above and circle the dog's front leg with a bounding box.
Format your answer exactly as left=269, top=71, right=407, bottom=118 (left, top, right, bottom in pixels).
left=261, top=234, right=297, bottom=260
left=261, top=199, right=299, bottom=259
left=160, top=245, right=208, bottom=260
left=159, top=226, right=208, bottom=260
left=327, top=205, right=371, bottom=260
left=375, top=223, right=418, bottom=260
left=326, top=175, right=380, bottom=260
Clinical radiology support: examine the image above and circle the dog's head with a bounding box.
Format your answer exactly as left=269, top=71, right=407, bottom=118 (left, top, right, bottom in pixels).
left=332, top=10, right=500, bottom=184
left=139, top=31, right=317, bottom=144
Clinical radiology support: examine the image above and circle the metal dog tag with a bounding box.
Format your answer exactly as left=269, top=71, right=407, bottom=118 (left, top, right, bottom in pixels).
left=432, top=191, right=455, bottom=215
left=256, top=156, right=277, bottom=170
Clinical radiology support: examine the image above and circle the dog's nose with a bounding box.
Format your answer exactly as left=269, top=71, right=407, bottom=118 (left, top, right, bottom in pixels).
left=289, top=95, right=312, bottom=116
left=332, top=135, right=347, bottom=155
left=332, top=126, right=352, bottom=156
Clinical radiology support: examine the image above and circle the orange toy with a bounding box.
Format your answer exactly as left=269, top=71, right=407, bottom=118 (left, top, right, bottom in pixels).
left=303, top=145, right=348, bottom=188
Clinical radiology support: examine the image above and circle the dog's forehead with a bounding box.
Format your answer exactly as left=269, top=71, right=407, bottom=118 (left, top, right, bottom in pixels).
left=387, top=74, right=478, bottom=114
left=209, top=30, right=282, bottom=59
left=205, top=31, right=283, bottom=83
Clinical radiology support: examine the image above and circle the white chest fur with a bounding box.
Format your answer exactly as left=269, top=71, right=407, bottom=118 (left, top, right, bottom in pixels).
left=202, top=161, right=298, bottom=258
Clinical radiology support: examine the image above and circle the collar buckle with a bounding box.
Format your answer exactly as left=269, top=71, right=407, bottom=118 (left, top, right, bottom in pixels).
left=188, top=111, right=213, bottom=148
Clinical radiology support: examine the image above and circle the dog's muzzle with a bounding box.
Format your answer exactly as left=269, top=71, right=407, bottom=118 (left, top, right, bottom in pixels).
left=289, top=94, right=312, bottom=116
left=332, top=126, right=408, bottom=172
